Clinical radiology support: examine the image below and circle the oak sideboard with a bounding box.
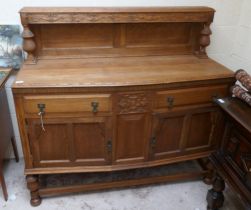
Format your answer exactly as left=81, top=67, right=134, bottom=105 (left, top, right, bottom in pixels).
left=12, top=7, right=234, bottom=206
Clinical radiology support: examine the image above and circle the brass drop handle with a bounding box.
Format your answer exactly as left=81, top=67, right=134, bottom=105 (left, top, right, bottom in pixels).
left=37, top=103, right=46, bottom=131
left=91, top=101, right=99, bottom=113
left=167, top=96, right=174, bottom=109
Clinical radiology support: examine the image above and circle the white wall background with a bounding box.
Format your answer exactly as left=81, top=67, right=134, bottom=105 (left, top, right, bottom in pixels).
left=2, top=0, right=251, bottom=158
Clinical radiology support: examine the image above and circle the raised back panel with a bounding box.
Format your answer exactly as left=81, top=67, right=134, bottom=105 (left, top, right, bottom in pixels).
left=20, top=7, right=215, bottom=63
left=31, top=22, right=201, bottom=59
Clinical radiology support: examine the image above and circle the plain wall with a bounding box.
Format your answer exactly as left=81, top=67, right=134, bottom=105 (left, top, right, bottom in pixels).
left=1, top=0, right=251, bottom=158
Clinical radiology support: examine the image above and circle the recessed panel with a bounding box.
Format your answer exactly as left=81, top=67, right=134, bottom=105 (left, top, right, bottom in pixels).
left=154, top=116, right=184, bottom=156
left=187, top=112, right=212, bottom=149
left=41, top=24, right=114, bottom=49
left=73, top=122, right=106, bottom=160
left=126, top=23, right=191, bottom=47
left=115, top=114, right=148, bottom=163
left=34, top=123, right=69, bottom=161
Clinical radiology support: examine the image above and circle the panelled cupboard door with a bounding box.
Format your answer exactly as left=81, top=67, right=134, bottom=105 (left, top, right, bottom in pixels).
left=151, top=106, right=222, bottom=160
left=150, top=112, right=184, bottom=159
left=113, top=113, right=150, bottom=164
left=27, top=117, right=112, bottom=167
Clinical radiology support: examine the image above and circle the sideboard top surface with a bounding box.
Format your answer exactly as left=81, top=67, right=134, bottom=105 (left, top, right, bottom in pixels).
left=13, top=55, right=233, bottom=89
left=20, top=7, right=215, bottom=14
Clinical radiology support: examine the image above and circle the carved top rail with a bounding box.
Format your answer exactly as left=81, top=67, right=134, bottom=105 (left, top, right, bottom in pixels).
left=20, top=7, right=214, bottom=24
left=20, top=7, right=215, bottom=64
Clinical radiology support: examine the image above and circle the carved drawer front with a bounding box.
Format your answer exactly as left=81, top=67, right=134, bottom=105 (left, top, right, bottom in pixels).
left=154, top=85, right=228, bottom=109
left=23, top=94, right=111, bottom=114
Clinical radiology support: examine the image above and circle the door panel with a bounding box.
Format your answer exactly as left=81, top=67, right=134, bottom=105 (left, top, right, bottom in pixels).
left=28, top=117, right=112, bottom=167
left=151, top=113, right=184, bottom=159
left=114, top=113, right=150, bottom=164
left=73, top=118, right=112, bottom=165
left=186, top=112, right=212, bottom=149
left=30, top=122, right=70, bottom=164
left=151, top=106, right=221, bottom=160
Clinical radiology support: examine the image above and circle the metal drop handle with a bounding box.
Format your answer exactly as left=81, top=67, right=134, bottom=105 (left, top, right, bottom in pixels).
left=37, top=104, right=46, bottom=131
left=167, top=96, right=174, bottom=109
left=91, top=101, right=99, bottom=113
left=107, top=140, right=112, bottom=152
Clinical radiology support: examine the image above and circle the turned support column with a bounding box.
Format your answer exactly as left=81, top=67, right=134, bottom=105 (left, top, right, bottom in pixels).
left=195, top=22, right=212, bottom=59
left=26, top=175, right=41, bottom=206
left=198, top=158, right=215, bottom=185
left=203, top=162, right=214, bottom=185
left=21, top=14, right=37, bottom=64
left=206, top=174, right=225, bottom=210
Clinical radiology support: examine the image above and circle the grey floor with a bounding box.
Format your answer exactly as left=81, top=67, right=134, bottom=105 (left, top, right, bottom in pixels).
left=0, top=159, right=245, bottom=210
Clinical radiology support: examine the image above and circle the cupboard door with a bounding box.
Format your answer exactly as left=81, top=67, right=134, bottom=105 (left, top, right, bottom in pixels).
left=73, top=117, right=112, bottom=165
left=151, top=107, right=222, bottom=160
left=151, top=112, right=185, bottom=159
left=185, top=107, right=222, bottom=152
left=27, top=117, right=112, bottom=167
left=114, top=113, right=150, bottom=164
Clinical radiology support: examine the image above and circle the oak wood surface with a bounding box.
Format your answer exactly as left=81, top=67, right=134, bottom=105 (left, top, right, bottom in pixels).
left=23, top=94, right=112, bottom=113
left=20, top=7, right=215, bottom=13
left=24, top=150, right=214, bottom=175
left=13, top=56, right=233, bottom=89
left=13, top=7, right=236, bottom=205
left=20, top=7, right=214, bottom=25
left=20, top=7, right=215, bottom=63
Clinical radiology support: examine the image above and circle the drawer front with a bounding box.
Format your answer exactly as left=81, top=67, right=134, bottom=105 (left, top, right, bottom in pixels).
left=155, top=85, right=228, bottom=109
left=23, top=94, right=112, bottom=114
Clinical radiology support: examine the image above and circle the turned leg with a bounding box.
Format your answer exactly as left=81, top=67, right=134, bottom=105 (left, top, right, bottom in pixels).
left=206, top=174, right=225, bottom=210
left=198, top=158, right=214, bottom=185
left=26, top=175, right=41, bottom=206
left=203, top=160, right=214, bottom=185
left=0, top=171, right=8, bottom=201
left=11, top=137, right=19, bottom=163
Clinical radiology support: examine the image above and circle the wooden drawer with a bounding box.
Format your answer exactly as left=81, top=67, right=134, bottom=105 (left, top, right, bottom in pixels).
left=155, top=85, right=228, bottom=109
left=23, top=94, right=112, bottom=114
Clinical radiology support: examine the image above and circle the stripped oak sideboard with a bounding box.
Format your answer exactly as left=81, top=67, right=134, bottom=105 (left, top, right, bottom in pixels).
left=12, top=7, right=234, bottom=206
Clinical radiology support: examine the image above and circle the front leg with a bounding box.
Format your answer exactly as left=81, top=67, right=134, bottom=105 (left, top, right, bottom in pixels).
left=26, top=175, right=42, bottom=206
left=206, top=174, right=225, bottom=210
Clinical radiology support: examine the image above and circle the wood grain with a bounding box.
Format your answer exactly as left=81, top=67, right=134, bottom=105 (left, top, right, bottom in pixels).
left=13, top=7, right=236, bottom=204
left=20, top=7, right=215, bottom=62
left=13, top=56, right=233, bottom=89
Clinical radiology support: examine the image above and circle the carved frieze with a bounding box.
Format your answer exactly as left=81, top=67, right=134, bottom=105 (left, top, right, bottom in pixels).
left=118, top=93, right=149, bottom=114
left=25, top=13, right=213, bottom=24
